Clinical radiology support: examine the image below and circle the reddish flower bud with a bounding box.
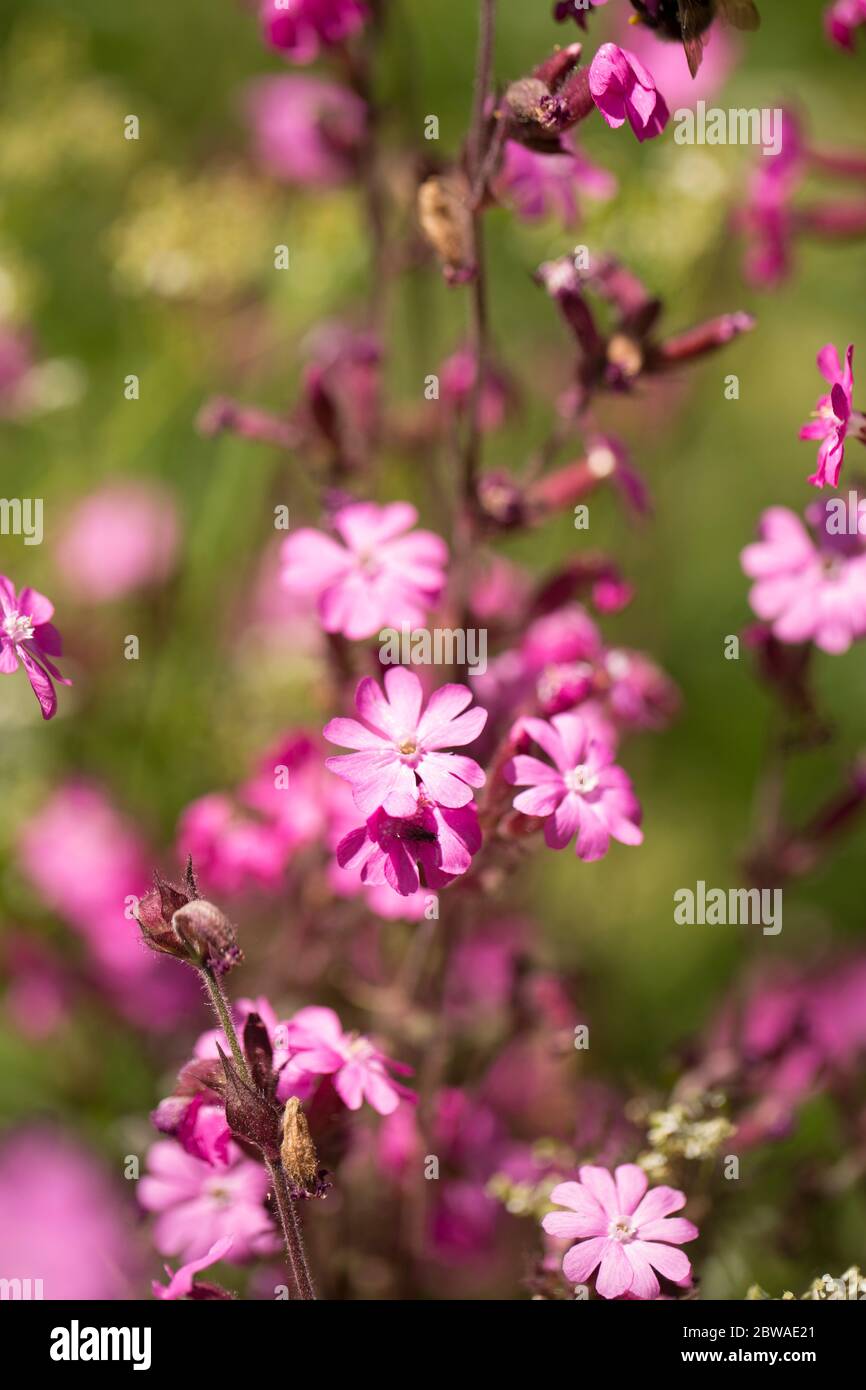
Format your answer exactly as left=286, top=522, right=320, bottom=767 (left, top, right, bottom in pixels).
left=172, top=899, right=243, bottom=977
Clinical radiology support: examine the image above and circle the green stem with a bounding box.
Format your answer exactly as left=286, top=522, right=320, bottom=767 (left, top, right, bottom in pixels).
left=200, top=966, right=248, bottom=1077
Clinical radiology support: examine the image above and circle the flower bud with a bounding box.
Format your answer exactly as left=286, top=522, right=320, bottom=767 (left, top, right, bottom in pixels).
left=172, top=899, right=243, bottom=976
left=417, top=173, right=476, bottom=282
left=133, top=869, right=197, bottom=964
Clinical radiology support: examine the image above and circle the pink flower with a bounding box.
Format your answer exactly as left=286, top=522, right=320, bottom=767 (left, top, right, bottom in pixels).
left=614, top=16, right=737, bottom=109
left=505, top=713, right=643, bottom=861
left=542, top=1164, right=698, bottom=1300
left=281, top=1005, right=413, bottom=1114
left=800, top=343, right=862, bottom=488
left=337, top=798, right=482, bottom=896
left=194, top=995, right=316, bottom=1104
left=138, top=1140, right=279, bottom=1263
left=742, top=506, right=866, bottom=654
left=588, top=44, right=669, bottom=143
left=826, top=0, right=866, bottom=50
left=55, top=482, right=179, bottom=602
left=494, top=138, right=616, bottom=226
left=245, top=76, right=366, bottom=187
left=177, top=794, right=288, bottom=896
left=0, top=576, right=69, bottom=719
left=738, top=110, right=803, bottom=288
left=260, top=0, right=368, bottom=63
left=325, top=666, right=487, bottom=817
left=0, top=1128, right=138, bottom=1300
left=152, top=1235, right=234, bottom=1300
left=281, top=502, right=448, bottom=640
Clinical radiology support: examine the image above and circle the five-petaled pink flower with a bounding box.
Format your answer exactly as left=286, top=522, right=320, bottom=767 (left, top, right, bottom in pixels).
left=542, top=1164, right=698, bottom=1300
left=741, top=506, right=866, bottom=655
left=505, top=712, right=642, bottom=861
left=281, top=1006, right=413, bottom=1114
left=588, top=44, right=669, bottom=144
left=337, top=798, right=481, bottom=897
left=0, top=576, right=70, bottom=720
left=325, top=666, right=487, bottom=816
left=152, top=1235, right=234, bottom=1300
left=800, top=343, right=863, bottom=489
left=281, top=502, right=448, bottom=640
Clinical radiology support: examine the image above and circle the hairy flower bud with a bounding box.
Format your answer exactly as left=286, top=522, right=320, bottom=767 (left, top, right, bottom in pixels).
left=133, top=864, right=199, bottom=964
left=172, top=899, right=243, bottom=976
left=417, top=173, right=476, bottom=283
left=218, top=1045, right=282, bottom=1160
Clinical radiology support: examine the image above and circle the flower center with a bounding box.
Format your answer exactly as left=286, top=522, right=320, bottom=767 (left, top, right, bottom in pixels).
left=397, top=738, right=418, bottom=757
left=564, top=764, right=598, bottom=795
left=2, top=611, right=34, bottom=644
left=608, top=1215, right=636, bottom=1243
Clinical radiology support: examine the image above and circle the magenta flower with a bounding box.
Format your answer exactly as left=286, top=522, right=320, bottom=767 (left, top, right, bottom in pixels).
left=152, top=1235, right=234, bottom=1300
left=495, top=138, right=616, bottom=226
left=505, top=713, right=643, bottom=862
left=741, top=506, right=866, bottom=655
left=542, top=1165, right=698, bottom=1300
left=826, top=0, right=866, bottom=50
left=337, top=798, right=482, bottom=896
left=138, top=1140, right=279, bottom=1263
left=325, top=666, right=487, bottom=817
left=245, top=76, right=366, bottom=187
left=260, top=0, right=368, bottom=64
left=800, top=343, right=863, bottom=488
left=281, top=1005, right=413, bottom=1114
left=281, top=502, right=448, bottom=640
left=0, top=576, right=69, bottom=719
left=588, top=44, right=669, bottom=144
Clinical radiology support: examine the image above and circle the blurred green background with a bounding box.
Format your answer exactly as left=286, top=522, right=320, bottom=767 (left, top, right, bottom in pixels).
left=0, top=0, right=865, bottom=1298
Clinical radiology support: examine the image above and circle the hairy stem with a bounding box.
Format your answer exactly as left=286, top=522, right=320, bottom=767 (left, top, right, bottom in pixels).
left=267, top=1159, right=317, bottom=1300
left=200, top=966, right=248, bottom=1076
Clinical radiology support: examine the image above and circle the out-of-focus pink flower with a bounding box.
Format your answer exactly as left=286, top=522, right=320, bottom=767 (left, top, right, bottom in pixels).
left=260, top=0, right=368, bottom=63
left=0, top=576, right=69, bottom=720
left=18, top=783, right=193, bottom=1028
left=495, top=138, right=616, bottom=226
left=55, top=482, right=180, bottom=602
left=245, top=76, right=366, bottom=186
left=194, top=995, right=316, bottom=1105
left=738, top=109, right=803, bottom=288
left=152, top=1235, right=234, bottom=1300
left=543, top=1165, right=697, bottom=1299
left=281, top=502, right=448, bottom=641
left=139, top=1140, right=279, bottom=1263
left=337, top=797, right=481, bottom=896
left=177, top=794, right=287, bottom=896
left=0, top=325, right=34, bottom=412
left=281, top=1005, right=413, bottom=1114
left=826, top=0, right=866, bottom=50
left=588, top=44, right=669, bottom=143
left=506, top=713, right=643, bottom=861
left=616, top=15, right=737, bottom=109
left=325, top=666, right=486, bottom=817
left=741, top=505, right=866, bottom=654
left=0, top=1129, right=137, bottom=1299
left=439, top=347, right=512, bottom=433
left=800, top=343, right=863, bottom=488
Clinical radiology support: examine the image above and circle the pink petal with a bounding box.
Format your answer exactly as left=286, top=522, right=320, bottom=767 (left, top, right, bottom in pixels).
left=632, top=1239, right=692, bottom=1285
left=615, top=1164, right=648, bottom=1216
left=595, top=1239, right=633, bottom=1298
left=632, top=1184, right=686, bottom=1226
left=383, top=665, right=423, bottom=728
left=578, top=1165, right=619, bottom=1217
left=562, top=1235, right=608, bottom=1286
left=637, top=1217, right=698, bottom=1245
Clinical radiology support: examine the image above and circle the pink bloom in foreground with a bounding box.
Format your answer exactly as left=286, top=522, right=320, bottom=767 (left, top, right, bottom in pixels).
left=325, top=666, right=487, bottom=816
left=0, top=576, right=69, bottom=719
left=588, top=44, right=669, bottom=144
left=139, top=1140, right=279, bottom=1263
left=337, top=798, right=481, bottom=896
left=281, top=502, right=448, bottom=640
left=542, top=1164, right=698, bottom=1300
left=505, top=713, right=643, bottom=861
left=245, top=76, right=366, bottom=187
left=799, top=343, right=862, bottom=488
left=152, top=1235, right=234, bottom=1300
left=741, top=506, right=866, bottom=654
left=826, top=0, right=866, bottom=50
left=260, top=0, right=367, bottom=64
left=281, top=1005, right=413, bottom=1114
left=55, top=482, right=179, bottom=602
